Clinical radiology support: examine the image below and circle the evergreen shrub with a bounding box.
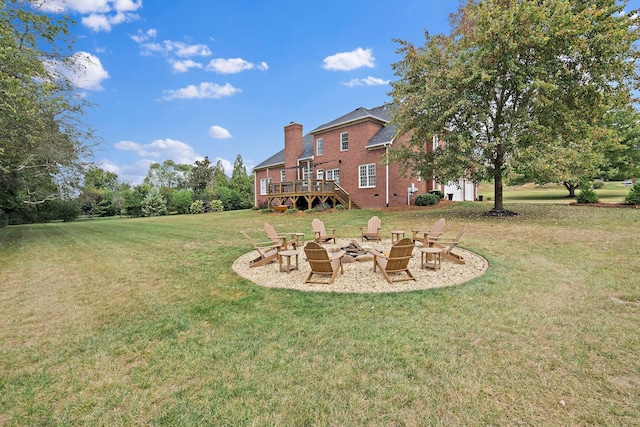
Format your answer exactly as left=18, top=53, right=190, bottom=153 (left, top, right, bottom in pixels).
left=415, top=193, right=440, bottom=206
left=624, top=182, right=640, bottom=205
left=576, top=182, right=598, bottom=204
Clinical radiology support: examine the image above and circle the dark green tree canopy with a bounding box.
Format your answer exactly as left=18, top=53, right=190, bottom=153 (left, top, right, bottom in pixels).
left=389, top=0, right=640, bottom=213
left=1, top=0, right=98, bottom=222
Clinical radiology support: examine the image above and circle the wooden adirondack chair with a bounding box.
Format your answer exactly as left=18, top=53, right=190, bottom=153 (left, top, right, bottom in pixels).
left=303, top=241, right=345, bottom=284
left=429, top=228, right=466, bottom=264
left=371, top=238, right=416, bottom=284
left=360, top=216, right=381, bottom=242
left=311, top=218, right=336, bottom=244
left=412, top=217, right=446, bottom=247
left=263, top=222, right=297, bottom=250
left=240, top=231, right=282, bottom=268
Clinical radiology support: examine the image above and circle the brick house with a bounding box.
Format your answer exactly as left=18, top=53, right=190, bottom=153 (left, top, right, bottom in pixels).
left=253, top=104, right=477, bottom=209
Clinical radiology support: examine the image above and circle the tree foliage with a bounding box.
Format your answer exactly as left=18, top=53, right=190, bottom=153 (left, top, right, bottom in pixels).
left=600, top=106, right=640, bottom=181
left=143, top=160, right=191, bottom=189
left=389, top=0, right=640, bottom=213
left=0, top=0, right=98, bottom=222
left=141, top=186, right=167, bottom=217
left=189, top=156, right=214, bottom=193
left=212, top=159, right=228, bottom=193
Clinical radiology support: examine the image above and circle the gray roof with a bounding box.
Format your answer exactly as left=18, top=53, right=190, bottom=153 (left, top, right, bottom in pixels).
left=253, top=133, right=314, bottom=170
left=310, top=104, right=393, bottom=134
left=367, top=124, right=396, bottom=148
left=254, top=104, right=397, bottom=171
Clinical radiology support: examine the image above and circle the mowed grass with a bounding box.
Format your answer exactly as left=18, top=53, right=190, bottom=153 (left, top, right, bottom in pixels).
left=478, top=181, right=631, bottom=203
left=1, top=202, right=639, bottom=425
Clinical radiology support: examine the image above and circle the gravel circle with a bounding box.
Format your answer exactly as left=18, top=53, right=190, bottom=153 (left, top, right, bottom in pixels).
left=232, top=238, right=488, bottom=293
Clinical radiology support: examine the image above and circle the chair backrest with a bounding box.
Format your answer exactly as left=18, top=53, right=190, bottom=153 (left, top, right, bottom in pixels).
left=430, top=218, right=446, bottom=238
left=384, top=238, right=415, bottom=271
left=241, top=230, right=258, bottom=247
left=263, top=222, right=280, bottom=245
left=304, top=241, right=334, bottom=273
left=367, top=216, right=381, bottom=233
left=443, top=228, right=466, bottom=253
left=312, top=218, right=326, bottom=235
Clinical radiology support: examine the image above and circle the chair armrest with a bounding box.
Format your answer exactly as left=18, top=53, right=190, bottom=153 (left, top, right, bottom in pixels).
left=256, top=240, right=280, bottom=247
left=370, top=249, right=386, bottom=259
left=329, top=250, right=346, bottom=260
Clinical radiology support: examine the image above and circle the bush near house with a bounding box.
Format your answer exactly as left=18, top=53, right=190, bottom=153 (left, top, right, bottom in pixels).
left=415, top=193, right=441, bottom=206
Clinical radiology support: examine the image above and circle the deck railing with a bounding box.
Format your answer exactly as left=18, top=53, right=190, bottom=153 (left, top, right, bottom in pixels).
left=267, top=179, right=353, bottom=209
left=267, top=179, right=338, bottom=195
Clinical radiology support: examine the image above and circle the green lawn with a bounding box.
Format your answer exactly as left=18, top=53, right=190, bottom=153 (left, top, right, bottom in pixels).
left=478, top=181, right=631, bottom=203
left=1, top=201, right=639, bottom=425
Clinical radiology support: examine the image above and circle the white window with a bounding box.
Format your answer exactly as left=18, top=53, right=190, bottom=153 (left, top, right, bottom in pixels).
left=340, top=132, right=348, bottom=151
left=260, top=177, right=272, bottom=195
left=316, top=169, right=324, bottom=180
left=359, top=163, right=376, bottom=188
left=280, top=170, right=286, bottom=182
left=316, top=138, right=323, bottom=156
left=301, top=165, right=311, bottom=180
left=326, top=168, right=340, bottom=184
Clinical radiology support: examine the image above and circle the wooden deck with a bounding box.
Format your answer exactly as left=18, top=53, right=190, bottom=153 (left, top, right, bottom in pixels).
left=266, top=179, right=354, bottom=210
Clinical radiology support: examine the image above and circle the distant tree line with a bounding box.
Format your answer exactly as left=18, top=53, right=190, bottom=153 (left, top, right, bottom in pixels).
left=3, top=154, right=255, bottom=224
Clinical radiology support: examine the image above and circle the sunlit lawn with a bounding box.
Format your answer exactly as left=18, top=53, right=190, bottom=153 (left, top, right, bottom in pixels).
left=1, top=195, right=639, bottom=425
left=478, top=180, right=631, bottom=203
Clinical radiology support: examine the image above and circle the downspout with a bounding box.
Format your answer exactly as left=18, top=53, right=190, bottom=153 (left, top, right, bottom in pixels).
left=385, top=144, right=389, bottom=207
left=253, top=170, right=257, bottom=207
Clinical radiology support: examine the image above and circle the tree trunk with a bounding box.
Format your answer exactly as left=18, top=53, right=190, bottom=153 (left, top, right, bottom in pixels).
left=483, top=145, right=518, bottom=216
left=563, top=182, right=577, bottom=197
left=493, top=146, right=504, bottom=212
left=494, top=171, right=504, bottom=211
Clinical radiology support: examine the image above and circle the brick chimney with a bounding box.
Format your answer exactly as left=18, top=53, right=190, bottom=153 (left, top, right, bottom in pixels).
left=284, top=122, right=303, bottom=180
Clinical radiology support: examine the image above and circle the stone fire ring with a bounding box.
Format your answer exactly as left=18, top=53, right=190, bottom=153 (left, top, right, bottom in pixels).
left=232, top=238, right=488, bottom=294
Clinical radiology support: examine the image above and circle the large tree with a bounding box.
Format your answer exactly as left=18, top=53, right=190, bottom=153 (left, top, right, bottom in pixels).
left=389, top=0, right=639, bottom=214
left=229, top=154, right=253, bottom=198
left=143, top=160, right=191, bottom=189
left=189, top=156, right=214, bottom=193
left=0, top=1, right=97, bottom=222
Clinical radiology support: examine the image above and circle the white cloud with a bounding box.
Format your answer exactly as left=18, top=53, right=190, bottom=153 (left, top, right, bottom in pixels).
left=115, top=138, right=202, bottom=164
left=323, top=47, right=375, bottom=71
left=163, top=41, right=211, bottom=57
left=170, top=59, right=203, bottom=73
left=209, top=126, right=232, bottom=139
left=41, top=0, right=142, bottom=31
left=135, top=38, right=212, bottom=58
left=82, top=14, right=110, bottom=32
left=206, top=58, right=269, bottom=74
left=45, top=51, right=110, bottom=90
left=161, top=82, right=241, bottom=101
left=343, top=76, right=390, bottom=87
left=40, top=0, right=142, bottom=14
left=82, top=11, right=139, bottom=32
left=113, top=0, right=142, bottom=12
left=131, top=28, right=157, bottom=43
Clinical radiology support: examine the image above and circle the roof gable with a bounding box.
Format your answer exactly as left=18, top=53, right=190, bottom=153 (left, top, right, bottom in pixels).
left=310, top=104, right=393, bottom=134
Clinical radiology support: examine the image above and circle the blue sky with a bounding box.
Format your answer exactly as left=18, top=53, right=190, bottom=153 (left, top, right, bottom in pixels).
left=37, top=0, right=460, bottom=184
left=41, top=0, right=638, bottom=185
